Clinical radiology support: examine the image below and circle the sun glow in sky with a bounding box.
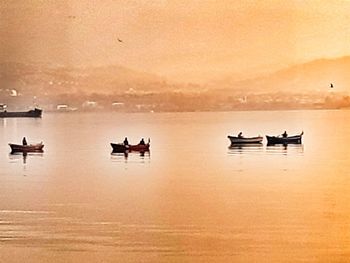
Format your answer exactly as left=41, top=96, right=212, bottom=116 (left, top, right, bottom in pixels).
left=1, top=0, right=350, bottom=82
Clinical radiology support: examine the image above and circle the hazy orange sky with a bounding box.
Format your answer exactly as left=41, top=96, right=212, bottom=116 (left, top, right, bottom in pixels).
left=1, top=0, right=350, bottom=82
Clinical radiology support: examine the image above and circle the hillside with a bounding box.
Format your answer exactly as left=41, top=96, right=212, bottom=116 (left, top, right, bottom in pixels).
left=211, top=56, right=350, bottom=94
left=0, top=62, right=170, bottom=96
left=1, top=57, right=350, bottom=112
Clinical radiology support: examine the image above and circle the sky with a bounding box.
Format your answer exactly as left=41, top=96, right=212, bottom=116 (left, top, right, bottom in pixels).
left=1, top=0, right=350, bottom=82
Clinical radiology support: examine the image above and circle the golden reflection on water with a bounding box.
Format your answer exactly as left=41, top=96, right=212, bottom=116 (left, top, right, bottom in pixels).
left=0, top=111, right=350, bottom=262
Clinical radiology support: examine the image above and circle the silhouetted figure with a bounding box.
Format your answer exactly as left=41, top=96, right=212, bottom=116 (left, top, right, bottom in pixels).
left=22, top=137, right=27, bottom=146
left=238, top=132, right=243, bottom=138
left=330, top=83, right=334, bottom=88
left=282, top=131, right=288, bottom=138
left=139, top=138, right=145, bottom=145
left=123, top=137, right=129, bottom=145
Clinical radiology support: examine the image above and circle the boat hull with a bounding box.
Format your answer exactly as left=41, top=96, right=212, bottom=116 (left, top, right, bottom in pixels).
left=128, top=144, right=150, bottom=152
left=228, top=135, right=263, bottom=144
left=110, top=143, right=150, bottom=153
left=0, top=108, right=42, bottom=118
left=110, top=143, right=128, bottom=153
left=9, top=143, right=44, bottom=153
left=266, top=134, right=303, bottom=145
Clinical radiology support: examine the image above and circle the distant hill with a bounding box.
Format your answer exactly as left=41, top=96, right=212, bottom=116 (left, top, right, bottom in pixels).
left=1, top=57, right=349, bottom=99
left=1, top=59, right=350, bottom=111
left=210, top=56, right=350, bottom=94
left=0, top=62, right=171, bottom=96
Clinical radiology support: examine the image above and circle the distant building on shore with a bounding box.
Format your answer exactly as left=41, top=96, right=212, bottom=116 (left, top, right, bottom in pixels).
left=56, top=104, right=77, bottom=112
left=0, top=104, right=7, bottom=111
left=82, top=101, right=98, bottom=109
left=111, top=102, right=125, bottom=111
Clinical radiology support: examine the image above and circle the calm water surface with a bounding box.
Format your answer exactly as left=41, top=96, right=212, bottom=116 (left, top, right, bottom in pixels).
left=0, top=110, right=350, bottom=262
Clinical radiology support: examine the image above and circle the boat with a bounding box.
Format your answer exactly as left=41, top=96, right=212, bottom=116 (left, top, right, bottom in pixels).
left=128, top=143, right=150, bottom=152
left=0, top=108, right=42, bottom=118
left=266, top=132, right=303, bottom=145
left=228, top=135, right=263, bottom=144
left=110, top=143, right=128, bottom=153
left=9, top=142, right=44, bottom=153
left=111, top=142, right=150, bottom=153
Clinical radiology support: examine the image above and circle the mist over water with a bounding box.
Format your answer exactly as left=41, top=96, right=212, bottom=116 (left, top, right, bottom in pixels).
left=0, top=110, right=350, bottom=262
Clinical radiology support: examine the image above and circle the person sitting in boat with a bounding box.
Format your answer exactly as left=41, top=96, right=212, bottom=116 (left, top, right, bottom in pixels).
left=123, top=137, right=129, bottom=146
left=139, top=138, right=145, bottom=145
left=22, top=137, right=27, bottom=146
left=238, top=132, right=243, bottom=138
left=282, top=131, right=288, bottom=138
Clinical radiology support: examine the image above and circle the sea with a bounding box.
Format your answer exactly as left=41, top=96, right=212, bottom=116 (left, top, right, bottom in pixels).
left=0, top=110, right=350, bottom=262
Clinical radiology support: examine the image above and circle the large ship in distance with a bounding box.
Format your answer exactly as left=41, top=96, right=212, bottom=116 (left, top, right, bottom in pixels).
left=0, top=104, right=42, bottom=118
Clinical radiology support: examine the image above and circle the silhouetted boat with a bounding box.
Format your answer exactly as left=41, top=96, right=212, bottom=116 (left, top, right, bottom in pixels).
left=228, top=135, right=263, bottom=144
left=0, top=108, right=42, bottom=118
left=266, top=132, right=303, bottom=145
left=128, top=143, right=150, bottom=152
left=9, top=142, right=44, bottom=153
left=110, top=143, right=127, bottom=152
left=111, top=142, right=150, bottom=153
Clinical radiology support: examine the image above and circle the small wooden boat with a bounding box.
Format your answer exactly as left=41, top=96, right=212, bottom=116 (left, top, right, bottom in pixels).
left=128, top=143, right=150, bottom=152
left=111, top=142, right=150, bottom=153
left=228, top=135, right=263, bottom=144
left=110, top=143, right=128, bottom=153
left=9, top=142, right=44, bottom=153
left=266, top=132, right=303, bottom=145
left=0, top=108, right=42, bottom=118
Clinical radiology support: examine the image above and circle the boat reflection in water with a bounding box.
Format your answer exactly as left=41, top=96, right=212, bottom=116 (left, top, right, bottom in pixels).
left=228, top=143, right=264, bottom=155
left=111, top=151, right=129, bottom=160
left=9, top=152, right=44, bottom=164
left=111, top=150, right=150, bottom=162
left=228, top=143, right=304, bottom=156
left=266, top=143, right=304, bottom=155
